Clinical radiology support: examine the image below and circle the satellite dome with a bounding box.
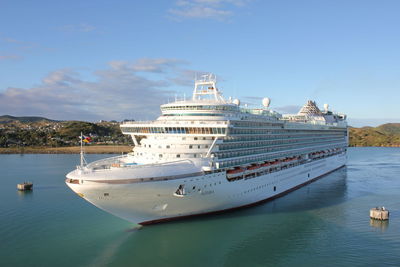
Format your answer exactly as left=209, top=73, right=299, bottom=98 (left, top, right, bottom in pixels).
left=233, top=99, right=240, bottom=106
left=262, top=97, right=271, bottom=108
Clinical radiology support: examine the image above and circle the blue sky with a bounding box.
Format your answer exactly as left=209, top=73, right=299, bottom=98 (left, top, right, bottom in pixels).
left=1, top=0, right=400, bottom=126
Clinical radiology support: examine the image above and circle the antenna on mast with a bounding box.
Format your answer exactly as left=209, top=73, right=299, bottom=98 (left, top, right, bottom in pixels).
left=79, top=132, right=87, bottom=168
left=192, top=73, right=224, bottom=102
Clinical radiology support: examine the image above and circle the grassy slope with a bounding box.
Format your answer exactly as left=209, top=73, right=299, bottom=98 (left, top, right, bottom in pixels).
left=0, top=115, right=57, bottom=123
left=349, top=123, right=400, bottom=147
left=0, top=145, right=133, bottom=154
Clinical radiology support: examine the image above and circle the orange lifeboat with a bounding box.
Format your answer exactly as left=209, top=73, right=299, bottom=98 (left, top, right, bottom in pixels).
left=227, top=167, right=245, bottom=179
left=247, top=164, right=260, bottom=171
left=261, top=161, right=271, bottom=167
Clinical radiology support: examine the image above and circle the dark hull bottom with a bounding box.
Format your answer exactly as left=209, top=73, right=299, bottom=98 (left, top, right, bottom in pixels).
left=140, top=164, right=346, bottom=225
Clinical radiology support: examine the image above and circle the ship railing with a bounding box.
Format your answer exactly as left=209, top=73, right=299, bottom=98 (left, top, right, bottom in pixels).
left=86, top=156, right=195, bottom=171
left=86, top=155, right=130, bottom=170
left=121, top=120, right=229, bottom=125
left=215, top=141, right=347, bottom=168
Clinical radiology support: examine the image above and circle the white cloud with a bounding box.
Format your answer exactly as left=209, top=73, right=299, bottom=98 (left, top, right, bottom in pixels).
left=0, top=58, right=188, bottom=121
left=168, top=0, right=251, bottom=20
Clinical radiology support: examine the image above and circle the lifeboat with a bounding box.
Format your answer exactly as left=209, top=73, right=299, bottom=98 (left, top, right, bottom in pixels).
left=260, top=161, right=272, bottom=171
left=226, top=167, right=245, bottom=179
left=261, top=161, right=271, bottom=167
left=247, top=164, right=260, bottom=171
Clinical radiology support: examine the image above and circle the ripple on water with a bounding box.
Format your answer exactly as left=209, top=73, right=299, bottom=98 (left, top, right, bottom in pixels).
left=1, top=149, right=400, bottom=266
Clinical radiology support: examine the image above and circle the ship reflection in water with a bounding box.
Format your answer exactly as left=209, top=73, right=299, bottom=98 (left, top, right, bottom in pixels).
left=109, top=167, right=350, bottom=266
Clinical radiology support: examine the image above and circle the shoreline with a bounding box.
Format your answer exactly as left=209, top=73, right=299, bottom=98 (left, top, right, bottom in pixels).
left=0, top=145, right=133, bottom=154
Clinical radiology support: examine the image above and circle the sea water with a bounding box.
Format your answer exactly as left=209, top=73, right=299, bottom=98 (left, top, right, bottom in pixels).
left=1, top=148, right=400, bottom=266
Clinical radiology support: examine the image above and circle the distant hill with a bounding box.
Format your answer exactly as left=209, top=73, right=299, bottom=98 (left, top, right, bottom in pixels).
left=349, top=123, right=400, bottom=147
left=375, top=123, right=400, bottom=135
left=1, top=115, right=399, bottom=147
left=0, top=117, right=133, bottom=148
left=0, top=115, right=58, bottom=123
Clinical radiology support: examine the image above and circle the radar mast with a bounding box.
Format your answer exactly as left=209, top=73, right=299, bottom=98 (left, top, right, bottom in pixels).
left=192, top=73, right=225, bottom=102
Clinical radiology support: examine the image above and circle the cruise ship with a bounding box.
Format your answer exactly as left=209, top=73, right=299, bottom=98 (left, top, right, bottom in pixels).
left=66, top=74, right=348, bottom=225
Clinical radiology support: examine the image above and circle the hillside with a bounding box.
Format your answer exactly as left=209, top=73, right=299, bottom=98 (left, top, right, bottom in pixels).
left=349, top=123, right=400, bottom=147
left=1, top=115, right=399, bottom=149
left=0, top=117, right=133, bottom=148
left=0, top=115, right=58, bottom=123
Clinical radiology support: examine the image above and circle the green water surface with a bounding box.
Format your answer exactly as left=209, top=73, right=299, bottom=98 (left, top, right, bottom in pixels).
left=1, top=148, right=400, bottom=266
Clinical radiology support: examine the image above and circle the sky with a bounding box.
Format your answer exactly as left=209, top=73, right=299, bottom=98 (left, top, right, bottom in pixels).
left=1, top=0, right=400, bottom=127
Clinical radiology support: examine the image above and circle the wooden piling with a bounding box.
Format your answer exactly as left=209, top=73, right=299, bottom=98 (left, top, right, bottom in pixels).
left=370, top=207, right=389, bottom=220
left=17, top=182, right=33, bottom=191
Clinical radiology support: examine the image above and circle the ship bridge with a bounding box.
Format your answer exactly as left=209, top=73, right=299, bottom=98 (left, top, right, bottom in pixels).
left=160, top=74, right=239, bottom=117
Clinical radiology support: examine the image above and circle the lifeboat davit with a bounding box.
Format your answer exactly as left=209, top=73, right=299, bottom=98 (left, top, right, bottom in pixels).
left=247, top=164, right=260, bottom=171
left=226, top=167, right=245, bottom=179
left=261, top=161, right=271, bottom=167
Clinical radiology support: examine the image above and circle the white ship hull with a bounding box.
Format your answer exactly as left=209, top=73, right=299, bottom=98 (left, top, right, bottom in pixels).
left=67, top=153, right=346, bottom=225
left=66, top=74, right=348, bottom=225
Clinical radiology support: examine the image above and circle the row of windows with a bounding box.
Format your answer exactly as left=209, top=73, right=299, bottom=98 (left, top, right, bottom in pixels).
left=136, top=152, right=202, bottom=159
left=217, top=146, right=346, bottom=168
left=231, top=121, right=282, bottom=128
left=142, top=144, right=210, bottom=150
left=161, top=105, right=238, bottom=111
left=219, top=136, right=345, bottom=151
left=162, top=113, right=225, bottom=117
left=121, top=126, right=227, bottom=135
left=215, top=140, right=346, bottom=159
left=221, top=134, right=343, bottom=147
left=230, top=128, right=346, bottom=135
left=224, top=131, right=345, bottom=141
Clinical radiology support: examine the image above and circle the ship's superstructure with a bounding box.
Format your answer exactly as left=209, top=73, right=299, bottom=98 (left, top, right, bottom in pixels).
left=66, top=74, right=348, bottom=225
